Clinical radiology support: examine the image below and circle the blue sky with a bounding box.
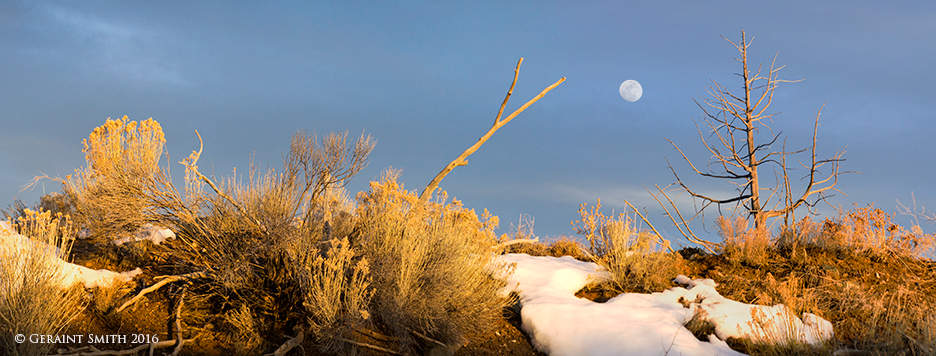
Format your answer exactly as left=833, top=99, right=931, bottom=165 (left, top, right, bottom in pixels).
left=2, top=1, right=934, bottom=245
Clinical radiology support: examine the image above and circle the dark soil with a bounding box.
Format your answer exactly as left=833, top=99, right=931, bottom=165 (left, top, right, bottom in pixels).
left=454, top=301, right=547, bottom=356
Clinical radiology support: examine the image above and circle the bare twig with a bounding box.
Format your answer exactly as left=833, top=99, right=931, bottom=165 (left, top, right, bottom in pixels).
left=646, top=185, right=719, bottom=254
left=354, top=327, right=395, bottom=342
left=181, top=131, right=267, bottom=232
left=337, top=337, right=403, bottom=355
left=263, top=332, right=304, bottom=356
left=170, top=286, right=187, bottom=356
left=113, top=271, right=206, bottom=314
left=48, top=337, right=197, bottom=356
left=418, top=58, right=565, bottom=204
left=623, top=200, right=675, bottom=253
left=406, top=327, right=447, bottom=347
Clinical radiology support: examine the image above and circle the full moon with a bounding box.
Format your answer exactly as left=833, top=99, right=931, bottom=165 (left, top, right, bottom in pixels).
left=619, top=80, right=642, bottom=102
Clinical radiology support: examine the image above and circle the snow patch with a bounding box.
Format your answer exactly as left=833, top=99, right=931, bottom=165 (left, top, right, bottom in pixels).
left=114, top=224, right=176, bottom=245
left=499, top=254, right=833, bottom=356
left=1, top=220, right=142, bottom=290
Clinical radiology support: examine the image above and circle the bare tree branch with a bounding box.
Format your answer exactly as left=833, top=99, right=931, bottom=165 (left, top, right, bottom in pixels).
left=418, top=58, right=565, bottom=204
left=113, top=271, right=206, bottom=314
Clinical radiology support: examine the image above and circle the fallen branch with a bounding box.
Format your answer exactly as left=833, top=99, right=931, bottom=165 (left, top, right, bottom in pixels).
left=113, top=271, right=206, bottom=314
left=408, top=328, right=446, bottom=348
left=418, top=58, right=565, bottom=205
left=263, top=331, right=304, bottom=356
left=354, top=327, right=394, bottom=342
left=49, top=337, right=197, bottom=356
left=337, top=337, right=403, bottom=355
left=170, top=286, right=187, bottom=356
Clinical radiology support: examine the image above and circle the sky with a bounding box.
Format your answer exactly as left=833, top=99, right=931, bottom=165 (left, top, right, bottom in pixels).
left=2, top=1, right=935, bottom=245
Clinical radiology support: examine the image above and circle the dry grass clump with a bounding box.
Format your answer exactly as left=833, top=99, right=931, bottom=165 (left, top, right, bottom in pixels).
left=571, top=199, right=682, bottom=294
left=718, top=216, right=771, bottom=266
left=353, top=170, right=513, bottom=355
left=546, top=236, right=589, bottom=260
left=823, top=205, right=935, bottom=258
left=502, top=236, right=589, bottom=261
left=0, top=209, right=85, bottom=356
left=775, top=205, right=936, bottom=259
left=495, top=214, right=589, bottom=260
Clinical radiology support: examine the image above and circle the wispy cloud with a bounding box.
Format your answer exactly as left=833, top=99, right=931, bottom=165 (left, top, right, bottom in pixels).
left=39, top=4, right=190, bottom=86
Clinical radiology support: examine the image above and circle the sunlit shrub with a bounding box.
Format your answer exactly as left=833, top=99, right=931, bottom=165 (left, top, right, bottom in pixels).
left=62, top=116, right=165, bottom=241
left=817, top=205, right=936, bottom=258
left=354, top=170, right=512, bottom=354
left=572, top=199, right=681, bottom=293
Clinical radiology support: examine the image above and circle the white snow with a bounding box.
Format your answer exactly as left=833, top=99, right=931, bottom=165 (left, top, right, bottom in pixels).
left=1, top=220, right=142, bottom=289
left=499, top=253, right=834, bottom=356
left=114, top=223, right=176, bottom=246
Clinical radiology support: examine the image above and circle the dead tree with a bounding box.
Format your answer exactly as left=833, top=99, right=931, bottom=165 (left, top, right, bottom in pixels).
left=667, top=31, right=847, bottom=231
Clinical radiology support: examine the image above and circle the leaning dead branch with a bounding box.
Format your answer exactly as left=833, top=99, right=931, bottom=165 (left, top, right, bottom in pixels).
left=418, top=58, right=565, bottom=204
left=641, top=185, right=719, bottom=254
left=112, top=271, right=206, bottom=314
left=180, top=131, right=267, bottom=233
left=623, top=200, right=677, bottom=253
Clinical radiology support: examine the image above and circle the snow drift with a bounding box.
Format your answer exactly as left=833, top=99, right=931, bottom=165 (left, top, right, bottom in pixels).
left=1, top=220, right=142, bottom=289
left=500, top=253, right=833, bottom=356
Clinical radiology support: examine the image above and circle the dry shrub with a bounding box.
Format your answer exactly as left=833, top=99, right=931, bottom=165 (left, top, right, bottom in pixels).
left=216, top=304, right=264, bottom=355
left=59, top=116, right=165, bottom=242
left=57, top=118, right=378, bottom=352
left=571, top=199, right=681, bottom=293
left=717, top=216, right=770, bottom=266
left=818, top=204, right=936, bottom=258
left=547, top=236, right=589, bottom=260
left=0, top=209, right=85, bottom=356
left=302, top=237, right=373, bottom=354
left=354, top=170, right=512, bottom=355
left=684, top=306, right=717, bottom=341
left=155, top=130, right=374, bottom=351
